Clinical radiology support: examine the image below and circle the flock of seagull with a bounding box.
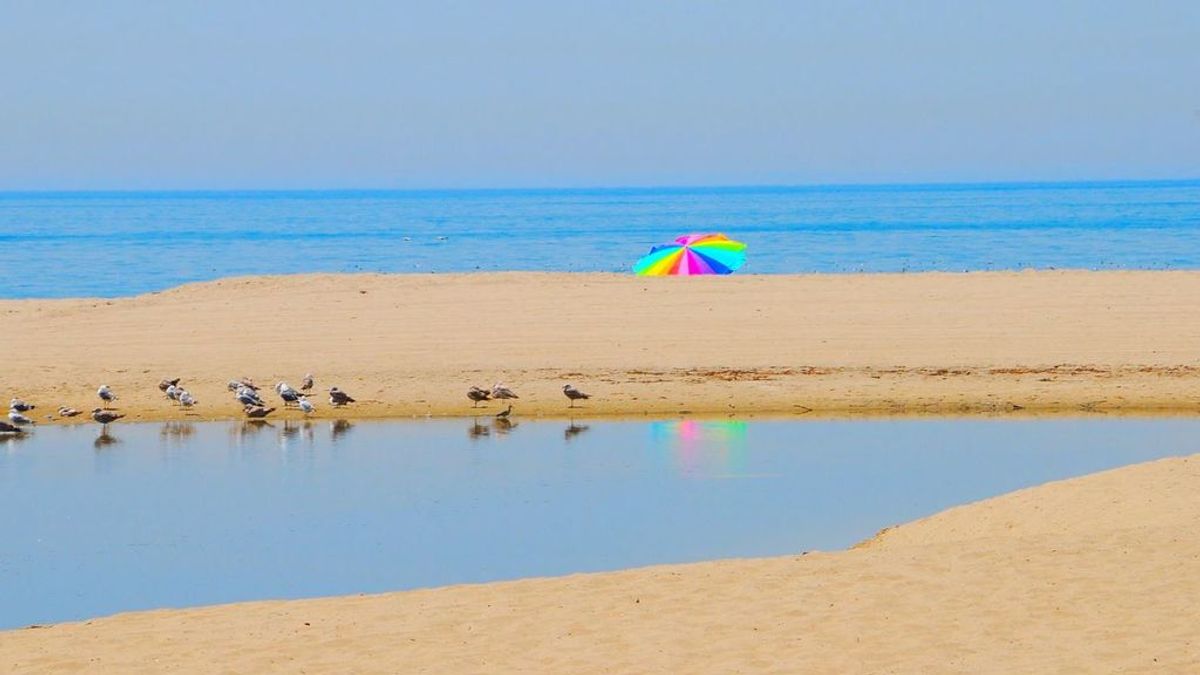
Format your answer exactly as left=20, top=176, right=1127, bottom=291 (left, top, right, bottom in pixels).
left=1, top=376, right=594, bottom=435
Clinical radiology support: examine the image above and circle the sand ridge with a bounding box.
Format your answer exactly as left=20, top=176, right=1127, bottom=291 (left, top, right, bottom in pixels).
left=3, top=270, right=1200, bottom=422
left=2, top=453, right=1197, bottom=672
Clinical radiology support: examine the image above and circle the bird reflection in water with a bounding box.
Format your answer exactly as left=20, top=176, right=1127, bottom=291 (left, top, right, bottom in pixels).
left=279, top=420, right=317, bottom=448
left=492, top=417, right=517, bottom=435
left=230, top=419, right=274, bottom=446
left=468, top=418, right=490, bottom=440
left=329, top=419, right=353, bottom=442
left=280, top=420, right=301, bottom=440
left=564, top=420, right=590, bottom=441
left=93, top=430, right=121, bottom=450
left=159, top=421, right=195, bottom=444
left=1, top=431, right=29, bottom=453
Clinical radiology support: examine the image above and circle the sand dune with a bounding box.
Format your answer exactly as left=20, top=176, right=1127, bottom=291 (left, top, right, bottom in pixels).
left=3, top=453, right=1197, bottom=672
left=3, top=271, right=1200, bottom=422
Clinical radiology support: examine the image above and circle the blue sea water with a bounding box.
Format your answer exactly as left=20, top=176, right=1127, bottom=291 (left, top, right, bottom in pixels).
left=1, top=180, right=1198, bottom=299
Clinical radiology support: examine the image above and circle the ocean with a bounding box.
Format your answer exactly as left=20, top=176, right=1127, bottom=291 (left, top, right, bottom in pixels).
left=2, top=180, right=1198, bottom=299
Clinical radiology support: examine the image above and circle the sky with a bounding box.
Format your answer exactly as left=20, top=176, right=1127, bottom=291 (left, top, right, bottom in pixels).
left=1, top=1, right=1197, bottom=190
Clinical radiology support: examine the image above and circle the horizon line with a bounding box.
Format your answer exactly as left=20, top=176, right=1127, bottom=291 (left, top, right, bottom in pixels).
left=1, top=177, right=1198, bottom=197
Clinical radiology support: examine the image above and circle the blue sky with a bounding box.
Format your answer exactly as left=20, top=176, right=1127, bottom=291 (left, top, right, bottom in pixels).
left=1, top=1, right=1197, bottom=189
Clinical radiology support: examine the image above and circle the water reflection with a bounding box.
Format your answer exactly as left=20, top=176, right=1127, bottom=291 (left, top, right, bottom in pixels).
left=1, top=431, right=29, bottom=453
left=93, top=430, right=121, bottom=450
left=650, top=420, right=749, bottom=478
left=468, top=419, right=490, bottom=439
left=278, top=420, right=316, bottom=450
left=159, top=421, right=195, bottom=445
left=492, top=418, right=517, bottom=435
left=564, top=420, right=590, bottom=441
left=330, top=419, right=353, bottom=442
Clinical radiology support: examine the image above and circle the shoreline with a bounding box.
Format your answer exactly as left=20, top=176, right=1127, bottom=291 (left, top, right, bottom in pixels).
left=4, top=453, right=1197, bottom=671
left=5, top=270, right=1200, bottom=423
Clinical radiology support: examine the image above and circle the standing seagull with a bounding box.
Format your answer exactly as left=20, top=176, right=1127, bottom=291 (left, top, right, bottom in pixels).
left=90, top=408, right=125, bottom=427
left=165, top=384, right=181, bottom=404
left=276, top=382, right=301, bottom=407
left=300, top=373, right=314, bottom=392
left=328, top=387, right=356, bottom=407
left=562, top=384, right=591, bottom=407
left=491, top=383, right=519, bottom=400
left=467, top=386, right=491, bottom=407
left=8, top=409, right=35, bottom=426
left=9, top=398, right=35, bottom=413
left=97, top=385, right=118, bottom=409
left=298, top=398, right=315, bottom=415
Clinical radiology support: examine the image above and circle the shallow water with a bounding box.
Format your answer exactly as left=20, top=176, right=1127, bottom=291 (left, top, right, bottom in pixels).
left=2, top=181, right=1199, bottom=298
left=0, top=416, right=1197, bottom=629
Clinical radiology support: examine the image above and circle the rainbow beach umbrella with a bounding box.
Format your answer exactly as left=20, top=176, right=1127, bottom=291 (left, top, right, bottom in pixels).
left=633, top=233, right=747, bottom=276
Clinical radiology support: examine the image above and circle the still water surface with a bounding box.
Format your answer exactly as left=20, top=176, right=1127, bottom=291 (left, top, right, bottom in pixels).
left=1, top=417, right=1197, bottom=628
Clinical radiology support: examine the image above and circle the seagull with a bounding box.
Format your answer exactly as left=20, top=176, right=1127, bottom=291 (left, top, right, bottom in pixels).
left=298, top=398, right=315, bottom=415
left=0, top=420, right=23, bottom=434
left=300, top=373, right=314, bottom=391
left=562, top=384, right=591, bottom=407
left=328, top=387, right=356, bottom=407
left=235, top=386, right=265, bottom=407
left=179, top=391, right=197, bottom=408
left=491, top=383, right=519, bottom=400
left=158, top=378, right=181, bottom=392
left=237, top=378, right=260, bottom=392
left=90, top=408, right=125, bottom=426
left=165, top=384, right=181, bottom=403
left=7, top=409, right=34, bottom=426
left=57, top=406, right=81, bottom=418
left=97, top=385, right=117, bottom=408
left=467, top=386, right=490, bottom=407
left=495, top=405, right=513, bottom=419
left=9, top=398, right=35, bottom=413
left=276, top=382, right=301, bottom=406
left=244, top=405, right=276, bottom=419
left=226, top=380, right=244, bottom=393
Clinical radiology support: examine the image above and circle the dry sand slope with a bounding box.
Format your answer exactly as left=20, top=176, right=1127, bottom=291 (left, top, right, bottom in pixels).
left=3, top=454, right=1198, bottom=673
left=2, top=270, right=1200, bottom=421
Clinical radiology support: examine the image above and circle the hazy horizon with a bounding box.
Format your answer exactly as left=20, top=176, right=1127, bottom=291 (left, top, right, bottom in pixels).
left=1, top=176, right=1199, bottom=196
left=2, top=1, right=1197, bottom=190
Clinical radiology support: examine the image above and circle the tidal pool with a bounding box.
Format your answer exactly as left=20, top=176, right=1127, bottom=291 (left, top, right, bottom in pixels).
left=1, top=416, right=1196, bottom=628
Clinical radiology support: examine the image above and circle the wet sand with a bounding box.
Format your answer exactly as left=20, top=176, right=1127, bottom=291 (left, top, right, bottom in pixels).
left=3, top=453, right=1197, bottom=672
left=3, top=271, right=1199, bottom=422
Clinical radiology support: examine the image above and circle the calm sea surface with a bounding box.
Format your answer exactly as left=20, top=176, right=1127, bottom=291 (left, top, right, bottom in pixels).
left=1, top=416, right=1197, bottom=628
left=2, top=181, right=1198, bottom=298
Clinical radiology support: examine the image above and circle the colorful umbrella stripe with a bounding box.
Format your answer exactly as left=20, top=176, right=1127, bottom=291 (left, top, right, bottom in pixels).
left=633, top=233, right=747, bottom=276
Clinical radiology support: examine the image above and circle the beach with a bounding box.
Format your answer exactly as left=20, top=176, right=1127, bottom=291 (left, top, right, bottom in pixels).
left=3, top=452, right=1196, bottom=672
left=5, top=271, right=1200, bottom=671
left=3, top=270, right=1200, bottom=421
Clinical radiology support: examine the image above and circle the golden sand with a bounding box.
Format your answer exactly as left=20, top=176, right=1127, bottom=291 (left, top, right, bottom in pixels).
left=3, top=454, right=1197, bottom=672
left=3, top=270, right=1199, bottom=422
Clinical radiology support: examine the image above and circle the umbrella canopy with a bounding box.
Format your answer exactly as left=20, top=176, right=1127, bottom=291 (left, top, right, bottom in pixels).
left=633, top=233, right=747, bottom=276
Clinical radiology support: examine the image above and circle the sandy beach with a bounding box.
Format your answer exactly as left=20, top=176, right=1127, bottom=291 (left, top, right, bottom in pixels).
left=3, top=270, right=1199, bottom=421
left=2, top=452, right=1195, bottom=672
